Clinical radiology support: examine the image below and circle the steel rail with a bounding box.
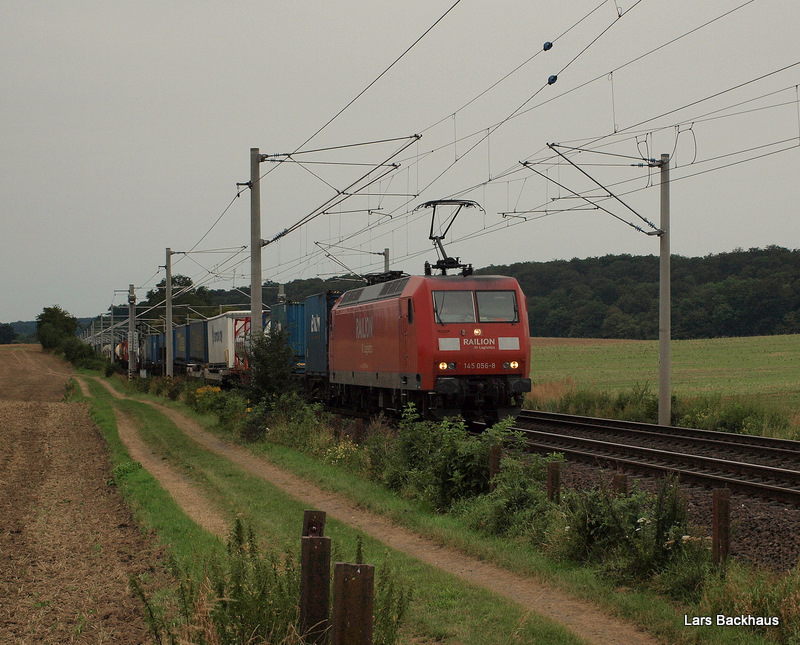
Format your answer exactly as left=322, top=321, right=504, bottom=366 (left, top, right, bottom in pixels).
left=516, top=410, right=800, bottom=466
left=512, top=411, right=800, bottom=504
left=518, top=410, right=800, bottom=453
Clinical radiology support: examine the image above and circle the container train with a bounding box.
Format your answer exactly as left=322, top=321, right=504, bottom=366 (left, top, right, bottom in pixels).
left=119, top=273, right=532, bottom=422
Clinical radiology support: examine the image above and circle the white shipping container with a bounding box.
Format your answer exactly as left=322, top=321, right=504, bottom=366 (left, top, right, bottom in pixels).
left=207, top=311, right=250, bottom=368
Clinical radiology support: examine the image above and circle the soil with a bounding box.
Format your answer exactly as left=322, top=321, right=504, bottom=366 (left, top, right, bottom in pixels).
left=0, top=345, right=169, bottom=644
left=2, top=345, right=660, bottom=645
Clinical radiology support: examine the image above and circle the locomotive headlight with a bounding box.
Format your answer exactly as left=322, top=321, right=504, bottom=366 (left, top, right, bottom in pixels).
left=510, top=360, right=519, bottom=369
left=473, top=328, right=482, bottom=336
left=439, top=362, right=448, bottom=370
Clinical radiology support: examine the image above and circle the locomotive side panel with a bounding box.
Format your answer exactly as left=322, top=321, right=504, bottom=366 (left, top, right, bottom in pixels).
left=329, top=296, right=411, bottom=388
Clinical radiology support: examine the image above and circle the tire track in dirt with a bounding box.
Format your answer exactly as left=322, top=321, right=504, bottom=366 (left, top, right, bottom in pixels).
left=90, top=377, right=659, bottom=645
left=78, top=377, right=229, bottom=539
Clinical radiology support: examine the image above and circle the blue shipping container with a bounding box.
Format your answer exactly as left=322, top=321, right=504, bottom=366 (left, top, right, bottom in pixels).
left=189, top=320, right=208, bottom=363
left=270, top=302, right=306, bottom=372
left=304, top=292, right=340, bottom=376
left=175, top=325, right=190, bottom=363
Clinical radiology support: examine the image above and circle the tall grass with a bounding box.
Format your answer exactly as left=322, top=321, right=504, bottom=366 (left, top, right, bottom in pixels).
left=526, top=381, right=796, bottom=438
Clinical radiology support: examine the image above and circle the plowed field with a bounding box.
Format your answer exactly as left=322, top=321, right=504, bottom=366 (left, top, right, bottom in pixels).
left=0, top=345, right=165, bottom=644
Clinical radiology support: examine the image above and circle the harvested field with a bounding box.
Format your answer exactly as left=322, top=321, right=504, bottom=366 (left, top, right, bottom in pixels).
left=0, top=345, right=167, bottom=644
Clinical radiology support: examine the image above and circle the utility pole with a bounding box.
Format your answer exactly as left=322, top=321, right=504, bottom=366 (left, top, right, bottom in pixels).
left=127, top=284, right=137, bottom=380
left=383, top=248, right=390, bottom=273
left=250, top=148, right=265, bottom=338
left=166, top=248, right=174, bottom=377
left=109, top=305, right=114, bottom=364
left=658, top=153, right=671, bottom=426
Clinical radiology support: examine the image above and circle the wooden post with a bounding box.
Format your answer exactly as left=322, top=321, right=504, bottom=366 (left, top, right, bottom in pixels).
left=612, top=473, right=628, bottom=497
left=489, top=444, right=502, bottom=492
left=712, top=489, right=730, bottom=566
left=332, top=563, right=374, bottom=645
left=547, top=461, right=561, bottom=504
left=301, top=536, right=331, bottom=643
left=353, top=418, right=365, bottom=444
left=303, top=510, right=327, bottom=538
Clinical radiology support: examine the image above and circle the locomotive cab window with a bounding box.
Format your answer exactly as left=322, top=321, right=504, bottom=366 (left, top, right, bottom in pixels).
left=432, top=291, right=476, bottom=323
left=476, top=291, right=518, bottom=322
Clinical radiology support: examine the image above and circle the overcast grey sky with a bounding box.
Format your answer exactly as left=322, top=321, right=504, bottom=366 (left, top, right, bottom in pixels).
left=2, top=1, right=799, bottom=323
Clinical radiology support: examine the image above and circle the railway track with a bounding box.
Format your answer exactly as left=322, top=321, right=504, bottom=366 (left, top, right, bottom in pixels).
left=513, top=410, right=800, bottom=504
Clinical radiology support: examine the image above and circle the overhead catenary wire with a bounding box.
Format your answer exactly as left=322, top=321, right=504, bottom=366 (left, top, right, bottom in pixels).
left=254, top=0, right=650, bottom=277
left=131, top=2, right=462, bottom=302
left=170, top=1, right=755, bottom=293
left=119, top=2, right=798, bottom=322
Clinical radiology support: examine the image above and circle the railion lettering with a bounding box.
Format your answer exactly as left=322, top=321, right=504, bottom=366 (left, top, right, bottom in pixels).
left=355, top=316, right=373, bottom=339
left=463, top=338, right=496, bottom=346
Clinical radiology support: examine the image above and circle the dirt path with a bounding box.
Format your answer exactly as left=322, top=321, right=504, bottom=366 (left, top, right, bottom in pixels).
left=78, top=377, right=230, bottom=538
left=0, top=345, right=168, bottom=644
left=90, top=375, right=659, bottom=645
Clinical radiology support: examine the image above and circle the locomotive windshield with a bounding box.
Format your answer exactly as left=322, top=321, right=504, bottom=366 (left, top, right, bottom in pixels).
left=432, top=291, right=476, bottom=323
left=432, top=290, right=519, bottom=323
left=476, top=290, right=518, bottom=322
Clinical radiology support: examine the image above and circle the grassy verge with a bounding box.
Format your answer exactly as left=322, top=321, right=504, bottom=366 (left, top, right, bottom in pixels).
left=97, top=374, right=794, bottom=645
left=81, top=377, right=223, bottom=576
left=84, top=375, right=585, bottom=645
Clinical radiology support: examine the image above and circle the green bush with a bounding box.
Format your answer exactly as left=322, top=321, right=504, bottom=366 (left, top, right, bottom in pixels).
left=553, top=477, right=691, bottom=584
left=376, top=407, right=523, bottom=512
left=191, top=385, right=247, bottom=431
left=650, top=536, right=712, bottom=603
left=261, top=392, right=330, bottom=452
left=452, top=454, right=556, bottom=539
left=241, top=399, right=270, bottom=442
left=246, top=329, right=299, bottom=404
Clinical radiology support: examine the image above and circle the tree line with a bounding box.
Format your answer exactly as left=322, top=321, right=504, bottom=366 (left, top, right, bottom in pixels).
left=10, top=245, right=798, bottom=345
left=478, top=245, right=800, bottom=339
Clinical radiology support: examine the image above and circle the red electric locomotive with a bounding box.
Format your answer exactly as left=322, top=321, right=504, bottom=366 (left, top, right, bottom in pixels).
left=328, top=273, right=531, bottom=422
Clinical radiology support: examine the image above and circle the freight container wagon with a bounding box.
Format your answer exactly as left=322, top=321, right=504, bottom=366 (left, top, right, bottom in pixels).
left=270, top=302, right=306, bottom=372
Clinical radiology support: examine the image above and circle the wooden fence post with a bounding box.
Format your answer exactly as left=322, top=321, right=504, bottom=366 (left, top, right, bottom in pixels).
left=353, top=418, right=365, bottom=444
left=612, top=473, right=628, bottom=497
left=712, top=489, right=730, bottom=566
left=300, top=511, right=330, bottom=643
left=301, top=537, right=331, bottom=643
left=547, top=461, right=561, bottom=504
left=303, top=510, right=327, bottom=538
left=332, top=563, right=374, bottom=645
